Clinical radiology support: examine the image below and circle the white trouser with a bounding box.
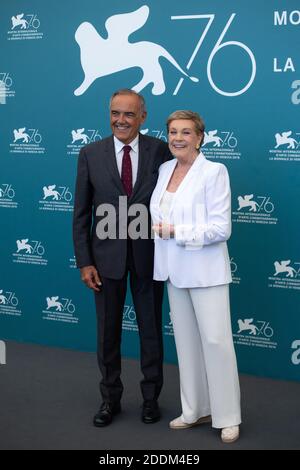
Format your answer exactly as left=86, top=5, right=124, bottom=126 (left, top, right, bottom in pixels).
left=167, top=282, right=241, bottom=429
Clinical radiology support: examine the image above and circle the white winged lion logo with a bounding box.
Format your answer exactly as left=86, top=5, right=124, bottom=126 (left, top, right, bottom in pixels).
left=74, top=5, right=198, bottom=96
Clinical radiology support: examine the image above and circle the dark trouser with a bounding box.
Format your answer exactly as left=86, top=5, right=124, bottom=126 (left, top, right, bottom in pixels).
left=94, top=242, right=164, bottom=405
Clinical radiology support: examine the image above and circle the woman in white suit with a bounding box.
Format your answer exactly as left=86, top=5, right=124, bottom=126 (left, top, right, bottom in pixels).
left=150, top=111, right=241, bottom=443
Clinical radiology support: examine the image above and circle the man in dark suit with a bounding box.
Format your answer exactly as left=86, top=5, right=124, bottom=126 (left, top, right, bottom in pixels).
left=73, top=89, right=172, bottom=427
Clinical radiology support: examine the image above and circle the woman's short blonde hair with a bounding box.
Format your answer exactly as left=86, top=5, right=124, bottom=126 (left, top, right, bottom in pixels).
left=166, top=110, right=205, bottom=136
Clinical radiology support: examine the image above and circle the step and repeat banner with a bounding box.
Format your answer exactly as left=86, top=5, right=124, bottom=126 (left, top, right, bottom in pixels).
left=0, top=1, right=299, bottom=381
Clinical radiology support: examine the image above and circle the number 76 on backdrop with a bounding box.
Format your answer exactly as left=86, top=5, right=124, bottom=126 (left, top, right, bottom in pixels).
left=74, top=8, right=256, bottom=98
left=172, top=14, right=256, bottom=97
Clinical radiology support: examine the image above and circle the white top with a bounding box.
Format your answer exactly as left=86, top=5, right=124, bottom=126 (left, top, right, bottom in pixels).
left=114, top=135, right=139, bottom=185
left=159, top=190, right=175, bottom=223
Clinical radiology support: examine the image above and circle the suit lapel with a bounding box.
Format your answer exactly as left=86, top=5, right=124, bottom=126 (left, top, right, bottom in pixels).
left=156, top=159, right=177, bottom=207
left=130, top=133, right=150, bottom=200
left=104, top=136, right=126, bottom=195
left=171, top=154, right=205, bottom=207
left=158, top=153, right=206, bottom=216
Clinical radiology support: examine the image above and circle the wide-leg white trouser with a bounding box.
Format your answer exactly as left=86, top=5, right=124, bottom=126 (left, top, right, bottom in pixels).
left=167, top=282, right=241, bottom=429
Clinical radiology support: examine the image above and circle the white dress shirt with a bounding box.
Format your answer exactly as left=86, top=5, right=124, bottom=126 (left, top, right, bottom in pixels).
left=113, top=135, right=139, bottom=186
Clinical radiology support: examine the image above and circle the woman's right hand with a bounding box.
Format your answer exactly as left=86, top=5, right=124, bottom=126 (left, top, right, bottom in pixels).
left=152, top=223, right=174, bottom=239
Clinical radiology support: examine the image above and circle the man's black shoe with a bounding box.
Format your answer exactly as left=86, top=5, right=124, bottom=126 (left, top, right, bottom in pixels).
left=141, top=400, right=161, bottom=424
left=93, top=402, right=121, bottom=427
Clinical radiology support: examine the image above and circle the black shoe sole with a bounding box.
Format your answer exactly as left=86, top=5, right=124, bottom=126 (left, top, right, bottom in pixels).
left=93, top=420, right=112, bottom=427
left=142, top=416, right=161, bottom=424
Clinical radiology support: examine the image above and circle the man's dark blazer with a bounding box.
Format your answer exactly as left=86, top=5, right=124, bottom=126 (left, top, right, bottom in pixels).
left=73, top=133, right=172, bottom=279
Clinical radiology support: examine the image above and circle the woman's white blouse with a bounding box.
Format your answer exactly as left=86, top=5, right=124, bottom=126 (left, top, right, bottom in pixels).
left=159, top=190, right=175, bottom=223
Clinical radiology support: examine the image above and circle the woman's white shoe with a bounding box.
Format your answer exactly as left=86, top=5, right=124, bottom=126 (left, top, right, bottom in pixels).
left=169, top=415, right=211, bottom=429
left=221, top=425, right=239, bottom=443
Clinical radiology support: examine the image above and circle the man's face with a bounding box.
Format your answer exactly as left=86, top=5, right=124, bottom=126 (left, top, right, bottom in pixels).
left=110, top=94, right=147, bottom=144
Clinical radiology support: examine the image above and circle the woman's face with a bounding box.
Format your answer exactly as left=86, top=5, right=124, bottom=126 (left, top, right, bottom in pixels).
left=168, top=119, right=202, bottom=161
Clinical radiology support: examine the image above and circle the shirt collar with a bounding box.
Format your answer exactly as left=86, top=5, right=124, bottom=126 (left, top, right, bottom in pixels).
left=113, top=134, right=139, bottom=154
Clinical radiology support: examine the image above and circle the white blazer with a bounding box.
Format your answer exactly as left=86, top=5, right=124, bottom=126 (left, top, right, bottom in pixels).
left=150, top=152, right=232, bottom=288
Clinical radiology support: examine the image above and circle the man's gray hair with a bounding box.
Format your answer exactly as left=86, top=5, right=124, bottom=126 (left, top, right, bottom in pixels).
left=109, top=89, right=146, bottom=114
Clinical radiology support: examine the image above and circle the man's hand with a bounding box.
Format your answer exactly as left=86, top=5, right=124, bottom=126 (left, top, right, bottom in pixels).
left=80, top=265, right=102, bottom=292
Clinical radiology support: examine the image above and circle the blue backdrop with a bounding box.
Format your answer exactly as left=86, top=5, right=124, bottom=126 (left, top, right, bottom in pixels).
left=1, top=0, right=300, bottom=381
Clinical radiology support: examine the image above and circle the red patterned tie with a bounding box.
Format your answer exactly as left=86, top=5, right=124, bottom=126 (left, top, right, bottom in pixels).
left=121, top=145, right=132, bottom=196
